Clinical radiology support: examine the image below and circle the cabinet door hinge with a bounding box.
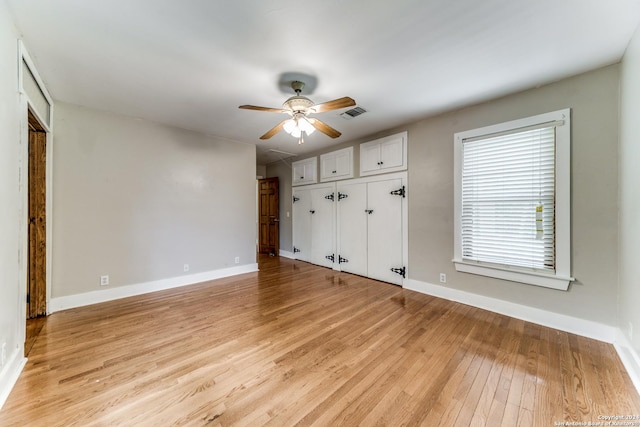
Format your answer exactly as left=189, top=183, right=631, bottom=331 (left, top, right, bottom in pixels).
left=324, top=193, right=335, bottom=201
left=293, top=196, right=300, bottom=203
left=293, top=246, right=301, bottom=253
left=338, top=255, right=349, bottom=264
left=325, top=254, right=335, bottom=262
left=338, top=192, right=348, bottom=201
left=390, top=266, right=406, bottom=278
left=390, top=186, right=406, bottom=198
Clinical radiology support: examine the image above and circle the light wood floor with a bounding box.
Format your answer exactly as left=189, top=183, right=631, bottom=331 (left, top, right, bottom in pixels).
left=1, top=255, right=639, bottom=426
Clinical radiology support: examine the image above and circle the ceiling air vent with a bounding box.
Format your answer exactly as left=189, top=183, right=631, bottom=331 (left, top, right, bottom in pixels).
left=340, top=106, right=367, bottom=120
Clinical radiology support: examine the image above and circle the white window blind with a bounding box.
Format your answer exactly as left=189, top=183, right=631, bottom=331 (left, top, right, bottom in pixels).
left=461, top=125, right=556, bottom=272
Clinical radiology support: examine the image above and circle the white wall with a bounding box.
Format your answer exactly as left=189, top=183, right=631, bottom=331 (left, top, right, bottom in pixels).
left=619, top=26, right=640, bottom=356
left=52, top=102, right=257, bottom=300
left=0, top=2, right=27, bottom=407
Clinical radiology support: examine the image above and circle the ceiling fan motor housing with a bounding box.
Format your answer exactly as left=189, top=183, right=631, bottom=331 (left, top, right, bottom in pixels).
left=283, top=96, right=314, bottom=113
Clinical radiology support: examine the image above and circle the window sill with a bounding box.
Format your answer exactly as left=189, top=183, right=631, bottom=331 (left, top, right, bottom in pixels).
left=453, top=260, right=573, bottom=291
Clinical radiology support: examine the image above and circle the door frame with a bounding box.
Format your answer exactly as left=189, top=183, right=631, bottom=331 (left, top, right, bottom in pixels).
left=27, top=111, right=48, bottom=317
left=18, top=41, right=54, bottom=344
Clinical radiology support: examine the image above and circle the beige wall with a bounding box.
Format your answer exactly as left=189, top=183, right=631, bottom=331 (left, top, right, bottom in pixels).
left=619, top=26, right=640, bottom=353
left=270, top=65, right=621, bottom=325
left=0, top=1, right=23, bottom=394
left=408, top=65, right=620, bottom=325
left=52, top=103, right=257, bottom=297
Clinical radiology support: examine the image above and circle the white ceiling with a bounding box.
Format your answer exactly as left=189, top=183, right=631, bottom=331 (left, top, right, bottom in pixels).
left=6, top=0, right=640, bottom=165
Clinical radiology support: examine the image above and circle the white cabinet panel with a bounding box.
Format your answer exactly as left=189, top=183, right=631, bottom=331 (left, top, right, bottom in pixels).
left=380, top=139, right=404, bottom=169
left=311, top=188, right=335, bottom=268
left=367, top=179, right=404, bottom=285
left=360, top=132, right=407, bottom=176
left=292, top=183, right=336, bottom=267
left=294, top=174, right=406, bottom=286
left=292, top=188, right=312, bottom=261
left=292, top=157, right=317, bottom=186
left=336, top=183, right=368, bottom=277
left=337, top=174, right=406, bottom=285
left=320, top=147, right=353, bottom=182
left=360, top=143, right=382, bottom=175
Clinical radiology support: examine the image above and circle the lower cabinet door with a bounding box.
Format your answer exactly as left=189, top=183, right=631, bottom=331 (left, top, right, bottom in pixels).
left=292, top=188, right=312, bottom=262
left=367, top=179, right=404, bottom=285
left=311, top=187, right=335, bottom=268
left=337, top=182, right=368, bottom=277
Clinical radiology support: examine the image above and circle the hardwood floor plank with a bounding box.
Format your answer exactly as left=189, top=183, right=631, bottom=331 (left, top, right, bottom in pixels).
left=1, top=255, right=638, bottom=426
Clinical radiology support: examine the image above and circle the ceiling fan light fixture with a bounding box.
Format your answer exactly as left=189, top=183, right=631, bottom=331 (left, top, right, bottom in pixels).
left=283, top=118, right=297, bottom=134
left=283, top=116, right=315, bottom=139
left=298, top=117, right=315, bottom=135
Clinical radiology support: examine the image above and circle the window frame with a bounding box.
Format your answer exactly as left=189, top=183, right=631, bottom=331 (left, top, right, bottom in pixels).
left=453, top=109, right=573, bottom=290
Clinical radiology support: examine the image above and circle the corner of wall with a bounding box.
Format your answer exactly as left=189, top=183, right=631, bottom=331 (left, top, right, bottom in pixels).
left=0, top=347, right=27, bottom=410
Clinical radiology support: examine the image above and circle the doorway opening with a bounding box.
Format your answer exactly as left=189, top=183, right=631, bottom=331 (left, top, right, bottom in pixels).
left=258, top=177, right=280, bottom=256
left=25, top=109, right=47, bottom=356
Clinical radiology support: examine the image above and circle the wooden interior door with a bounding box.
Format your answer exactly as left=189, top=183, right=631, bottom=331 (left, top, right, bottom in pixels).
left=27, top=110, right=47, bottom=318
left=258, top=177, right=279, bottom=255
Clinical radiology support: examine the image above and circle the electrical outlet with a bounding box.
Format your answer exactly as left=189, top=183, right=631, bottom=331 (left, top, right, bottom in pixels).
left=286, top=211, right=290, bottom=218
left=235, top=256, right=240, bottom=264
left=439, top=273, right=447, bottom=284
left=100, top=275, right=109, bottom=286
left=183, top=264, right=189, bottom=272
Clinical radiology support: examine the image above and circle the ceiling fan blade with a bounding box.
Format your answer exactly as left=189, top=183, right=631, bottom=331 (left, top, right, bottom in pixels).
left=260, top=120, right=287, bottom=140
left=312, top=97, right=356, bottom=113
left=239, top=105, right=287, bottom=113
left=309, top=118, right=341, bottom=138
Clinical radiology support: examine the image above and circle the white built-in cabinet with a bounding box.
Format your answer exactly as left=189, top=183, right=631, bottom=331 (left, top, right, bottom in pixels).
left=320, top=147, right=354, bottom=182
left=292, top=157, right=317, bottom=186
left=292, top=183, right=335, bottom=268
left=291, top=172, right=407, bottom=286
left=337, top=173, right=407, bottom=285
left=360, top=132, right=407, bottom=176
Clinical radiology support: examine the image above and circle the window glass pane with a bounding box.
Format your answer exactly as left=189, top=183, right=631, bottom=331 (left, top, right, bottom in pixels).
left=461, top=126, right=555, bottom=271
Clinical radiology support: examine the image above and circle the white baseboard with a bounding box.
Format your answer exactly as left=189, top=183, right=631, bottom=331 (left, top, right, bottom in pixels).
left=614, top=329, right=640, bottom=395
left=404, top=279, right=616, bottom=343
left=50, top=263, right=259, bottom=312
left=0, top=346, right=27, bottom=410
left=279, top=250, right=295, bottom=259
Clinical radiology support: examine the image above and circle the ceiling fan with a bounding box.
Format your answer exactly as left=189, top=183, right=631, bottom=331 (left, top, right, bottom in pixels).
left=239, top=81, right=356, bottom=144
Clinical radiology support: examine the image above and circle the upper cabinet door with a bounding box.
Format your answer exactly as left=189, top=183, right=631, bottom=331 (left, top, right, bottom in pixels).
left=360, top=132, right=408, bottom=176
left=320, top=147, right=354, bottom=182
left=360, top=143, right=381, bottom=175
left=292, top=157, right=318, bottom=186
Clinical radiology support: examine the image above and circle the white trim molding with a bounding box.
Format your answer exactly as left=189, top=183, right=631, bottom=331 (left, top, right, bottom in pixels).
left=453, top=260, right=573, bottom=291
left=404, top=278, right=616, bottom=343
left=453, top=109, right=572, bottom=290
left=614, top=330, right=640, bottom=395
left=279, top=249, right=295, bottom=259
left=0, top=346, right=27, bottom=410
left=50, top=263, right=258, bottom=312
